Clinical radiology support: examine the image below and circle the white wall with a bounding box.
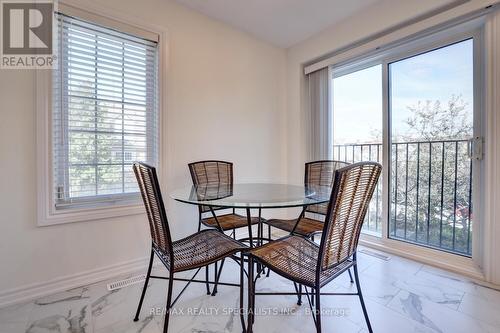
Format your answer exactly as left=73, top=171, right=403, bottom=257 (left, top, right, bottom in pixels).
left=0, top=0, right=287, bottom=296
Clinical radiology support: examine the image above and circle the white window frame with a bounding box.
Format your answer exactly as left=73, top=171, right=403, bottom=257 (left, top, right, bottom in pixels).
left=36, top=1, right=167, bottom=226
left=330, top=20, right=486, bottom=280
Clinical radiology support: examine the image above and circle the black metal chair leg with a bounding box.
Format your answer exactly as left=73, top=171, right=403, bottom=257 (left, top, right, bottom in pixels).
left=212, top=261, right=219, bottom=295
left=248, top=256, right=255, bottom=333
left=198, top=213, right=211, bottom=295
left=266, top=225, right=271, bottom=277
left=257, top=212, right=262, bottom=246
left=256, top=209, right=263, bottom=276
left=348, top=268, right=354, bottom=283
left=315, top=286, right=321, bottom=333
left=311, top=287, right=315, bottom=306
left=353, top=262, right=372, bottom=333
left=134, top=247, right=154, bottom=321
left=211, top=259, right=225, bottom=296
left=292, top=282, right=302, bottom=306
left=239, top=255, right=247, bottom=333
left=163, top=272, right=174, bottom=333
left=298, top=284, right=303, bottom=305
left=205, top=266, right=211, bottom=295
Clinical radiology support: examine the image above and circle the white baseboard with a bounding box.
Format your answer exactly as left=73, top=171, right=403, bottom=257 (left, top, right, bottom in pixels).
left=0, top=256, right=151, bottom=308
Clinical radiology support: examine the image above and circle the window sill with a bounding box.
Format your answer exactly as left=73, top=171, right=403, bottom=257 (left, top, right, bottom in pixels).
left=37, top=202, right=145, bottom=227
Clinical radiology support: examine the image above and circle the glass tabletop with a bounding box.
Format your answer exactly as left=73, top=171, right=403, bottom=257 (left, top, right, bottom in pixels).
left=170, top=183, right=331, bottom=209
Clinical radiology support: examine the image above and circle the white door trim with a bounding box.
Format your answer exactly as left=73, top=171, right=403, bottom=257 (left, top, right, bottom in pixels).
left=482, top=10, right=500, bottom=285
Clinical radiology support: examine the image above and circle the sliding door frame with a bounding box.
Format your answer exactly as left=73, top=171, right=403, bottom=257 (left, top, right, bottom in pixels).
left=331, top=21, right=485, bottom=280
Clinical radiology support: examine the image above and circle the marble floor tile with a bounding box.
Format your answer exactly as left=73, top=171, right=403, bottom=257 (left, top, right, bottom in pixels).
left=0, top=301, right=33, bottom=333
left=350, top=248, right=383, bottom=273
left=0, top=300, right=34, bottom=325
left=335, top=272, right=401, bottom=306
left=90, top=278, right=168, bottom=332
left=362, top=256, right=424, bottom=284
left=387, top=290, right=500, bottom=333
left=418, top=264, right=500, bottom=305
left=23, top=286, right=94, bottom=333
left=0, top=321, right=29, bottom=333
left=458, top=292, right=500, bottom=328
left=2, top=250, right=500, bottom=333
left=26, top=300, right=92, bottom=333
left=346, top=253, right=461, bottom=311
left=330, top=288, right=437, bottom=333
left=34, top=286, right=91, bottom=306
left=392, top=275, right=464, bottom=309
left=415, top=265, right=477, bottom=291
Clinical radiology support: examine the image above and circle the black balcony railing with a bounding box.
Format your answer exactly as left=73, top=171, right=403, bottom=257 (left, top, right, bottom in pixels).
left=333, top=139, right=472, bottom=256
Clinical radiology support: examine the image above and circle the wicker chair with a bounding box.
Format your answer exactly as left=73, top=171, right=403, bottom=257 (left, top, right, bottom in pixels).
left=188, top=160, right=263, bottom=295
left=247, top=162, right=382, bottom=333
left=265, top=160, right=350, bottom=239
left=189, top=160, right=261, bottom=233
left=132, top=162, right=247, bottom=333
left=264, top=160, right=352, bottom=284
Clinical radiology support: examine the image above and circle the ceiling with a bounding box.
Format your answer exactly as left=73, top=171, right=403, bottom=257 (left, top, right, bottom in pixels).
left=174, top=0, right=381, bottom=48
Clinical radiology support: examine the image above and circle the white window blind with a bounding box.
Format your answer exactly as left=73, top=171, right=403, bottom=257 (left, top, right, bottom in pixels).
left=53, top=13, right=159, bottom=209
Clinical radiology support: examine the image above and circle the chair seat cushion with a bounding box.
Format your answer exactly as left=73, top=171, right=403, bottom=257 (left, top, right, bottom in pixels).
left=250, top=236, right=352, bottom=287
left=265, top=217, right=324, bottom=237
left=202, top=213, right=261, bottom=230
left=158, top=230, right=246, bottom=272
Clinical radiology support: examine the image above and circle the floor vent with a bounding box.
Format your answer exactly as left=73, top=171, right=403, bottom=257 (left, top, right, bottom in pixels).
left=359, top=249, right=390, bottom=261
left=107, top=274, right=146, bottom=291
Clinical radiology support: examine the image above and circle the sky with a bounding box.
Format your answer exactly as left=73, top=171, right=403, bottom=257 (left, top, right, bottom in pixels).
left=332, top=39, right=474, bottom=145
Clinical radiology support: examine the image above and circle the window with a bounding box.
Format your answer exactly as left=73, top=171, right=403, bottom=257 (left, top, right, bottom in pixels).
left=52, top=13, right=159, bottom=210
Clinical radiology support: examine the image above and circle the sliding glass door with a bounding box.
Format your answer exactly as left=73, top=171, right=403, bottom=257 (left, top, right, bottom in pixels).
left=331, top=31, right=482, bottom=257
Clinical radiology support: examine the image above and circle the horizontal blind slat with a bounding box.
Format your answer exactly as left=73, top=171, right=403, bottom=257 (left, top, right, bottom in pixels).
left=60, top=28, right=157, bottom=58
left=58, top=15, right=157, bottom=47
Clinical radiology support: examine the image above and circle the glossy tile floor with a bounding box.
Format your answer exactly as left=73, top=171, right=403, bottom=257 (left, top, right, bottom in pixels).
left=2, top=245, right=500, bottom=333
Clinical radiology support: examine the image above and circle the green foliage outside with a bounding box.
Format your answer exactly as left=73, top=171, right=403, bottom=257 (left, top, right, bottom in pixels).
left=336, top=95, right=473, bottom=255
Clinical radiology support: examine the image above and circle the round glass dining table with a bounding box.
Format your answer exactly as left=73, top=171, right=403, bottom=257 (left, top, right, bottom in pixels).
left=170, top=183, right=331, bottom=246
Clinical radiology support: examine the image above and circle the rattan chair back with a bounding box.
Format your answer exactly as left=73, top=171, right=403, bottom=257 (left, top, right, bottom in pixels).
left=305, top=160, right=350, bottom=215
left=318, top=162, right=382, bottom=271
left=133, top=162, right=174, bottom=267
left=188, top=160, right=233, bottom=213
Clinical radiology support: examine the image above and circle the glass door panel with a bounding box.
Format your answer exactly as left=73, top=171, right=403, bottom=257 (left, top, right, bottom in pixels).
left=389, top=39, right=474, bottom=256
left=332, top=64, right=383, bottom=236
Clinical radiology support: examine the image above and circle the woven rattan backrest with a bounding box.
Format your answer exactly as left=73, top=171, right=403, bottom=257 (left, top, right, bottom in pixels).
left=188, top=160, right=233, bottom=213
left=133, top=162, right=173, bottom=265
left=305, top=160, right=350, bottom=215
left=318, top=162, right=382, bottom=271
